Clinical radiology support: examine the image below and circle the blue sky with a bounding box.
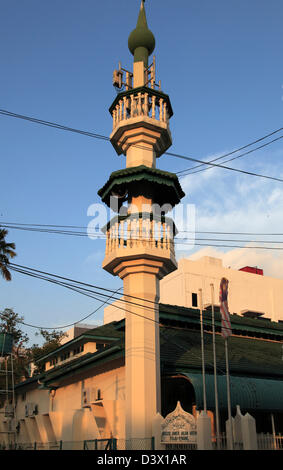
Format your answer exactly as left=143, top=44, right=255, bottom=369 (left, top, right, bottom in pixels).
left=1, top=0, right=283, bottom=344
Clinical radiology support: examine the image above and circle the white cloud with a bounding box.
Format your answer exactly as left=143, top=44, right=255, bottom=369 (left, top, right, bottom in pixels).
left=175, top=147, right=283, bottom=278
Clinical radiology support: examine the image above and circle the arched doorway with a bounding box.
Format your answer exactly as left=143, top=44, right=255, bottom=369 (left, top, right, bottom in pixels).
left=161, top=374, right=196, bottom=418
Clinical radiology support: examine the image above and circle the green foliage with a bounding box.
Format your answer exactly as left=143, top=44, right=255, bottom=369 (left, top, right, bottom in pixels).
left=0, top=308, right=29, bottom=348
left=0, top=309, right=67, bottom=381
left=0, top=229, right=16, bottom=281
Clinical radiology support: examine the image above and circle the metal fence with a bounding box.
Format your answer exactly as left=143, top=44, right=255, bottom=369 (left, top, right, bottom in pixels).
left=1, top=433, right=283, bottom=451
left=115, top=438, right=154, bottom=450
left=0, top=438, right=117, bottom=451
left=257, top=433, right=283, bottom=450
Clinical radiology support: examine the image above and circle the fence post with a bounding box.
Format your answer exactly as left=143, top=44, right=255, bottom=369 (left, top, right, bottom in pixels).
left=151, top=437, right=155, bottom=450
left=95, top=439, right=98, bottom=450
left=59, top=440, right=63, bottom=450
left=242, top=413, right=258, bottom=450
left=34, top=441, right=37, bottom=450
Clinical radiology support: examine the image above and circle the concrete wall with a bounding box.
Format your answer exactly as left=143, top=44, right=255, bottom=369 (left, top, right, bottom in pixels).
left=0, top=365, right=126, bottom=446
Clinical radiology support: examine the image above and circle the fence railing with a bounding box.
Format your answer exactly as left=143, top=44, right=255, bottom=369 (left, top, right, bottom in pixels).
left=105, top=213, right=175, bottom=258
left=0, top=438, right=117, bottom=451
left=111, top=89, right=170, bottom=131
left=1, top=433, right=283, bottom=450
left=257, top=433, right=283, bottom=450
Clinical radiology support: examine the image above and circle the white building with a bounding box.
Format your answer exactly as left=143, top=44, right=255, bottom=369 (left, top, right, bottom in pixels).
left=104, top=255, right=283, bottom=324
left=160, top=256, right=283, bottom=323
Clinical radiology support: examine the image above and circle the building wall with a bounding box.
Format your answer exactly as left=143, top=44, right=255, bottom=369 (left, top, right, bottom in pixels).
left=160, top=256, right=283, bottom=321
left=60, top=324, right=97, bottom=345
left=0, top=364, right=126, bottom=446
left=104, top=297, right=125, bottom=324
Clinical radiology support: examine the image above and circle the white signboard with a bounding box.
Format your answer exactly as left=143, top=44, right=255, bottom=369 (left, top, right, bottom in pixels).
left=161, top=401, right=197, bottom=444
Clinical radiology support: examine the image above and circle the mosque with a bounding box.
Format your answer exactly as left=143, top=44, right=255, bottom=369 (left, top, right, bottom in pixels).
left=1, top=1, right=283, bottom=450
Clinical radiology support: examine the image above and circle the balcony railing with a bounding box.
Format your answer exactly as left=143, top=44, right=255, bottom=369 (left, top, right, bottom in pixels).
left=109, top=87, right=173, bottom=132
left=104, top=213, right=176, bottom=258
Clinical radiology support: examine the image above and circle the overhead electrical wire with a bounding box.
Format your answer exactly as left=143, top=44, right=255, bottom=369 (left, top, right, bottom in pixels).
left=166, top=149, right=283, bottom=182
left=2, top=221, right=283, bottom=237
left=2, top=223, right=283, bottom=251
left=9, top=262, right=158, bottom=308
left=0, top=284, right=123, bottom=331
left=0, top=108, right=282, bottom=183
left=6, top=262, right=226, bottom=337
left=4, top=262, right=278, bottom=377
left=177, top=135, right=283, bottom=177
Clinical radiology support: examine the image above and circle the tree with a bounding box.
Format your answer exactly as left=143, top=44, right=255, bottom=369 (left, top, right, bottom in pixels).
left=0, top=229, right=16, bottom=281
left=0, top=308, right=29, bottom=353
left=0, top=309, right=30, bottom=403
left=0, top=309, right=67, bottom=382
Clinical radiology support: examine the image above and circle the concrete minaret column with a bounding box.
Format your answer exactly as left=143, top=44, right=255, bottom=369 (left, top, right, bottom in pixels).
left=100, top=0, right=184, bottom=447
left=126, top=143, right=156, bottom=169
left=133, top=61, right=146, bottom=88
left=114, top=260, right=164, bottom=442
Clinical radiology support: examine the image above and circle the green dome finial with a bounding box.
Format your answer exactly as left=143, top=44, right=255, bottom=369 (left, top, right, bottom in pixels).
left=128, top=0, right=155, bottom=66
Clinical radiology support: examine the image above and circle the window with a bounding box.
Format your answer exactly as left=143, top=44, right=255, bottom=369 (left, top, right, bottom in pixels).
left=73, top=344, right=84, bottom=356
left=192, top=293, right=198, bottom=307
left=60, top=351, right=70, bottom=362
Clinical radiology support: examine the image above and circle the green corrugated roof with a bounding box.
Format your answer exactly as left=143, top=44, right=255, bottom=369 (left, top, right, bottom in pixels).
left=20, top=304, right=283, bottom=402
left=97, top=165, right=185, bottom=211
left=182, top=372, right=283, bottom=412
left=159, top=303, right=283, bottom=339
left=36, top=321, right=124, bottom=363
left=160, top=327, right=283, bottom=378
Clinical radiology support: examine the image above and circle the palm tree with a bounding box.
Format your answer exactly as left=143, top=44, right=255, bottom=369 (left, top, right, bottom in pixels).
left=0, top=229, right=16, bottom=281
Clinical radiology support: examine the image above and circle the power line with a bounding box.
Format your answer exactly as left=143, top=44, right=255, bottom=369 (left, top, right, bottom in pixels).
left=0, top=108, right=282, bottom=183
left=185, top=135, right=283, bottom=176
left=5, top=263, right=276, bottom=379
left=176, top=130, right=283, bottom=175
left=5, top=262, right=281, bottom=379
left=0, top=285, right=122, bottom=331
left=9, top=262, right=158, bottom=308
left=166, top=149, right=283, bottom=183
left=7, top=264, right=163, bottom=329
left=2, top=221, right=283, bottom=237
left=2, top=223, right=283, bottom=251
left=0, top=109, right=109, bottom=142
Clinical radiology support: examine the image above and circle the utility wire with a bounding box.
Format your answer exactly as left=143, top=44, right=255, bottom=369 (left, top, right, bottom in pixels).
left=7, top=262, right=216, bottom=331
left=2, top=221, right=283, bottom=237
left=176, top=130, right=283, bottom=175
left=0, top=284, right=122, bottom=331
left=181, top=135, right=283, bottom=176
left=166, top=149, right=283, bottom=183
left=9, top=262, right=158, bottom=308
left=6, top=262, right=278, bottom=380
left=6, top=263, right=227, bottom=347
left=2, top=224, right=283, bottom=250
left=5, top=262, right=281, bottom=379
left=0, top=108, right=282, bottom=183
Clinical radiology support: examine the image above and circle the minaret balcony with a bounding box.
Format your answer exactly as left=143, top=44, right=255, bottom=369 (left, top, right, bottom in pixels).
left=109, top=86, right=173, bottom=158
left=102, top=212, right=178, bottom=277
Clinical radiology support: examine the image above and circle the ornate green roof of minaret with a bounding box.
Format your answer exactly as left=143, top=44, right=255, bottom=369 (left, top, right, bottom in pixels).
left=128, top=0, right=155, bottom=66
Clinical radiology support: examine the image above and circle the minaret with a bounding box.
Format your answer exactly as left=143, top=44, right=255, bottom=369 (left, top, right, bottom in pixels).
left=98, top=1, right=185, bottom=445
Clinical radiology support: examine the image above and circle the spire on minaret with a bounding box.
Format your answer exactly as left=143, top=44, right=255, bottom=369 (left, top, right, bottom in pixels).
left=128, top=0, right=155, bottom=66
